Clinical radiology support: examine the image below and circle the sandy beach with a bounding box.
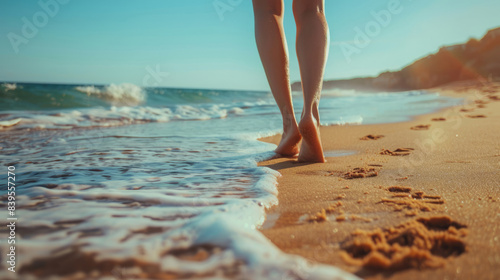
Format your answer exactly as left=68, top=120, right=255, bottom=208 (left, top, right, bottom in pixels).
left=258, top=81, right=500, bottom=280
left=2, top=1, right=500, bottom=278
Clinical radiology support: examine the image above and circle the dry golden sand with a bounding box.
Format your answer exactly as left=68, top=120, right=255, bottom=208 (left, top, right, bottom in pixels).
left=258, top=81, right=500, bottom=280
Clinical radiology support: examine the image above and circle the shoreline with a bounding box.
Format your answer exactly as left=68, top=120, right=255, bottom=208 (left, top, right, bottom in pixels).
left=257, top=81, right=500, bottom=279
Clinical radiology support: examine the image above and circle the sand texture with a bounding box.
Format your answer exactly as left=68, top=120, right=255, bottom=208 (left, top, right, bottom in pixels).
left=258, top=81, right=500, bottom=280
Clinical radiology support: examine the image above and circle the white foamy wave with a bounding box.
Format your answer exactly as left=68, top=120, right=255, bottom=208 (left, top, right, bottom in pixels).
left=74, top=85, right=100, bottom=95
left=75, top=83, right=146, bottom=106
left=228, top=107, right=245, bottom=115
left=320, top=115, right=364, bottom=126
left=0, top=104, right=234, bottom=131
left=0, top=133, right=358, bottom=279
left=0, top=118, right=21, bottom=128
left=242, top=99, right=275, bottom=106
left=1, top=82, right=17, bottom=91
left=320, top=89, right=358, bottom=97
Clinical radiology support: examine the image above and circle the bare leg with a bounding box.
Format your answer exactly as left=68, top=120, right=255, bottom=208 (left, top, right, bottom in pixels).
left=253, top=0, right=301, bottom=157
left=293, top=0, right=329, bottom=163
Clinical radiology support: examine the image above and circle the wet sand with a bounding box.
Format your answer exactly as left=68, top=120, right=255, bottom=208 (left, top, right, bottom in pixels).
left=258, top=81, right=500, bottom=279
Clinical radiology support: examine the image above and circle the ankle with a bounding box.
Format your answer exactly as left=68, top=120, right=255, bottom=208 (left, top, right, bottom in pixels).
left=282, top=114, right=299, bottom=132
left=300, top=111, right=319, bottom=125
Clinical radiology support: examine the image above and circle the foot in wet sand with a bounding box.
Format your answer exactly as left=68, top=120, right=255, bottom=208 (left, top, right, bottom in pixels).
left=274, top=126, right=301, bottom=157
left=297, top=114, right=325, bottom=163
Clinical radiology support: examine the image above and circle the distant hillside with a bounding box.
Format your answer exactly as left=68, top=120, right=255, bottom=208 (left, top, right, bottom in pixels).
left=292, top=27, right=500, bottom=92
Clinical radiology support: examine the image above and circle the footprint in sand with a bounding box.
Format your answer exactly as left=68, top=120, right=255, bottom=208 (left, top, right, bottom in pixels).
left=308, top=201, right=373, bottom=223
left=380, top=148, right=414, bottom=156
left=431, top=117, right=446, bottom=121
left=410, top=124, right=430, bottom=130
left=475, top=100, right=489, bottom=105
left=360, top=134, right=385, bottom=140
left=340, top=215, right=467, bottom=271
left=379, top=186, right=444, bottom=214
left=343, top=167, right=379, bottom=179
left=326, top=166, right=380, bottom=179
left=308, top=201, right=344, bottom=223
left=483, top=88, right=498, bottom=93
left=466, top=114, right=487, bottom=118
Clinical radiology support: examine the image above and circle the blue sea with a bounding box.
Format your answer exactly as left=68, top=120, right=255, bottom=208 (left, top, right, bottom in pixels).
left=0, top=82, right=463, bottom=279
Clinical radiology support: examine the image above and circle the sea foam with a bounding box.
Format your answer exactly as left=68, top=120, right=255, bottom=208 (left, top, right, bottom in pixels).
left=0, top=123, right=359, bottom=279
left=75, top=83, right=146, bottom=106
left=0, top=104, right=237, bottom=131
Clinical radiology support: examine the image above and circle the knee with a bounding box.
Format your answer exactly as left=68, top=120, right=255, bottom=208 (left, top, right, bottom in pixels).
left=252, top=0, right=283, bottom=17
left=293, top=0, right=324, bottom=21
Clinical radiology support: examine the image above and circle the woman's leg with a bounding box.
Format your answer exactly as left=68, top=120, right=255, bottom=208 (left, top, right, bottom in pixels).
left=252, top=0, right=301, bottom=156
left=293, top=0, right=329, bottom=163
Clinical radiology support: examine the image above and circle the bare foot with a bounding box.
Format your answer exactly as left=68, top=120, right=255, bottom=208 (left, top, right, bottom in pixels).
left=275, top=126, right=301, bottom=157
left=297, top=114, right=325, bottom=163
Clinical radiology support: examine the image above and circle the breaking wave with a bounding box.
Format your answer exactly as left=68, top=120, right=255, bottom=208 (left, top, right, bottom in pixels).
left=75, top=83, right=146, bottom=106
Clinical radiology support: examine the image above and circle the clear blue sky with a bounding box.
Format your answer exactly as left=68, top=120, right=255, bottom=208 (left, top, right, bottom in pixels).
left=1, top=0, right=499, bottom=90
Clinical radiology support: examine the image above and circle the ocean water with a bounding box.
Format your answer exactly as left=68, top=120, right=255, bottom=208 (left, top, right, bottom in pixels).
left=0, top=82, right=463, bottom=279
